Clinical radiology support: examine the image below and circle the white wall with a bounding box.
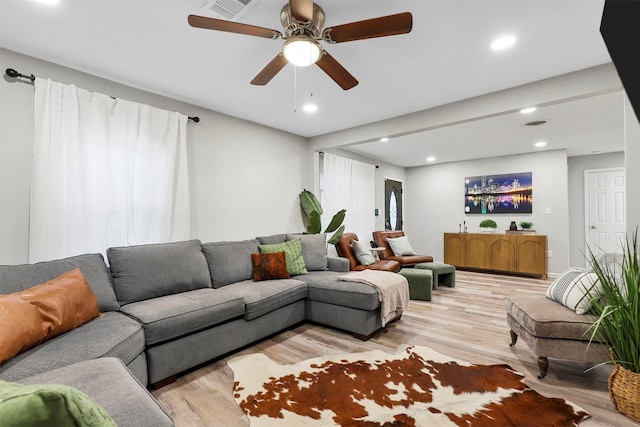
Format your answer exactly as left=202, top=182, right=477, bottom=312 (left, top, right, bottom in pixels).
left=0, top=48, right=312, bottom=264
left=567, top=152, right=624, bottom=268
left=405, top=150, right=570, bottom=274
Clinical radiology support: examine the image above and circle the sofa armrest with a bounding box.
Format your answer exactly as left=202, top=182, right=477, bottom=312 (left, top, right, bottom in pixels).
left=327, top=257, right=349, bottom=272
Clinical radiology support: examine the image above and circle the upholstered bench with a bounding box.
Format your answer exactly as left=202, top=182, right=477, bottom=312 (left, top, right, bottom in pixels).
left=399, top=268, right=432, bottom=301
left=504, top=294, right=610, bottom=378
left=415, top=262, right=456, bottom=289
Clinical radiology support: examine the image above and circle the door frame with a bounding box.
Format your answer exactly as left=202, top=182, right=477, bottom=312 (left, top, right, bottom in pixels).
left=583, top=166, right=626, bottom=256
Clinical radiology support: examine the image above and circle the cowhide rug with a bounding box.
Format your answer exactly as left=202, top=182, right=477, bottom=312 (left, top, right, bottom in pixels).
left=228, top=345, right=589, bottom=427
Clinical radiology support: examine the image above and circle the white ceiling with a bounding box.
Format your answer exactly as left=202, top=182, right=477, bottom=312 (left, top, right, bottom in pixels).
left=0, top=0, right=623, bottom=167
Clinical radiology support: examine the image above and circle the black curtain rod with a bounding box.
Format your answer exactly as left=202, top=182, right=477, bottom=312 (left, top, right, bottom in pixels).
left=5, top=68, right=200, bottom=123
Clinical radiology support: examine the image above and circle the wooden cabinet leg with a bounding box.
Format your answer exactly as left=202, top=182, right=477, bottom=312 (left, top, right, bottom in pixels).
left=509, top=330, right=518, bottom=346
left=537, top=356, right=549, bottom=379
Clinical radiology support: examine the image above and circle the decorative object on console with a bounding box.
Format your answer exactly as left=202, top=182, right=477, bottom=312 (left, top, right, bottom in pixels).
left=479, top=219, right=497, bottom=232
left=509, top=221, right=518, bottom=230
left=464, top=172, right=533, bottom=214
left=587, top=230, right=640, bottom=422
left=229, top=345, right=589, bottom=427
left=520, top=221, right=534, bottom=230
left=299, top=189, right=346, bottom=245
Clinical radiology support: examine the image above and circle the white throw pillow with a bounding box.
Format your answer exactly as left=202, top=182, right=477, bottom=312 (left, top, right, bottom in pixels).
left=545, top=269, right=601, bottom=314
left=351, top=240, right=375, bottom=265
left=387, top=236, right=416, bottom=256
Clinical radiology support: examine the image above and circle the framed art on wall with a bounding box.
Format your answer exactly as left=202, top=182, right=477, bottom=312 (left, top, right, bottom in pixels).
left=464, top=172, right=532, bottom=214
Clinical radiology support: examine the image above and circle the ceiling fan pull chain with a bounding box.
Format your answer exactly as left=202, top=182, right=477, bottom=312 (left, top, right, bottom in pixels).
left=293, top=66, right=298, bottom=113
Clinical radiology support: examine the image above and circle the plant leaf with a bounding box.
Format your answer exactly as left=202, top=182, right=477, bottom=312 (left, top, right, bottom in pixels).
left=324, top=209, right=346, bottom=233
left=307, top=210, right=321, bottom=234
left=327, top=225, right=345, bottom=245
left=300, top=189, right=323, bottom=216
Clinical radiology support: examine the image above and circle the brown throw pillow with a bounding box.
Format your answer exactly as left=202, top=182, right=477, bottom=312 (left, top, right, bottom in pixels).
left=0, top=295, right=47, bottom=364
left=252, top=252, right=290, bottom=282
left=18, top=268, right=101, bottom=339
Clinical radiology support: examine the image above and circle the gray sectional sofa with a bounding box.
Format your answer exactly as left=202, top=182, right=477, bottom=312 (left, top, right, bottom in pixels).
left=0, top=233, right=394, bottom=426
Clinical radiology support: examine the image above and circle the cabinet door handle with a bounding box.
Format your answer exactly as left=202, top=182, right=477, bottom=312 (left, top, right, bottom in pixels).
left=590, top=225, right=596, bottom=229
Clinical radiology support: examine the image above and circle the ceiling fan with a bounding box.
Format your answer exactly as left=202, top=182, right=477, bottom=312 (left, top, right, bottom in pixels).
left=188, top=0, right=413, bottom=90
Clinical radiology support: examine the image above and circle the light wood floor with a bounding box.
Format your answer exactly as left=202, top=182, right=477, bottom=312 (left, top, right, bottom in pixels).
left=152, top=271, right=639, bottom=426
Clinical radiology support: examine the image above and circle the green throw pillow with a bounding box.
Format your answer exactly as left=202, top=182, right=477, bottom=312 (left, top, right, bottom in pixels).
left=0, top=380, right=116, bottom=427
left=259, top=238, right=308, bottom=276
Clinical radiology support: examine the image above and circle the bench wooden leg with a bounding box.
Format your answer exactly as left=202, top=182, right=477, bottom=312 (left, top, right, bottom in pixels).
left=537, top=356, right=549, bottom=379
left=509, top=330, right=518, bottom=346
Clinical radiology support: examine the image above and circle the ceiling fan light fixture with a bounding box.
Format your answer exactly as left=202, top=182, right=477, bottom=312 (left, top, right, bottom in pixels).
left=283, top=36, right=321, bottom=67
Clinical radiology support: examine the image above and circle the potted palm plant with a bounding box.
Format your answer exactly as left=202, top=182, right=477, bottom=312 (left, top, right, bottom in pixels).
left=587, top=230, right=640, bottom=422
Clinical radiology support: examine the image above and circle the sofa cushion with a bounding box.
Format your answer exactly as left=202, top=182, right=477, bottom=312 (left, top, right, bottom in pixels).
left=504, top=295, right=599, bottom=341
left=20, top=269, right=101, bottom=339
left=0, top=269, right=102, bottom=364
left=120, top=289, right=245, bottom=346
left=352, top=239, right=375, bottom=265
left=19, top=358, right=173, bottom=427
left=202, top=240, right=260, bottom=288
left=259, top=238, right=308, bottom=276
left=545, top=269, right=601, bottom=314
left=256, top=234, right=287, bottom=245
left=0, top=295, right=47, bottom=365
left=222, top=279, right=307, bottom=320
left=387, top=236, right=417, bottom=256
left=0, top=253, right=119, bottom=312
left=0, top=312, right=144, bottom=382
left=252, top=252, right=290, bottom=281
left=108, top=240, right=211, bottom=305
left=287, top=233, right=328, bottom=271
left=0, top=380, right=116, bottom=427
left=304, top=271, right=380, bottom=311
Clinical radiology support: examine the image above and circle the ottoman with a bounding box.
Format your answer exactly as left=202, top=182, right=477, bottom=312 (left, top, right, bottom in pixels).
left=415, top=262, right=456, bottom=289
left=399, top=268, right=432, bottom=301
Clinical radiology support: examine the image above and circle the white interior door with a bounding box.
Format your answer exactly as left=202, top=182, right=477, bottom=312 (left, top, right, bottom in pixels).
left=585, top=168, right=626, bottom=257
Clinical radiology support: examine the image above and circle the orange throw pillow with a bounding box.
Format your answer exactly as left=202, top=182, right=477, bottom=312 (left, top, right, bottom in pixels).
left=18, top=268, right=101, bottom=339
left=252, top=252, right=290, bottom=281
left=0, top=295, right=47, bottom=364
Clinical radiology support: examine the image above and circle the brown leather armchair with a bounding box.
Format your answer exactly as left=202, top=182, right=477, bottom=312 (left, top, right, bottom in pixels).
left=336, top=233, right=401, bottom=272
left=372, top=230, right=433, bottom=267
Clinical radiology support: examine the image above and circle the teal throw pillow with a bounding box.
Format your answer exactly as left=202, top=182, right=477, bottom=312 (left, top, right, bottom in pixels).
left=0, top=380, right=116, bottom=427
left=259, top=238, right=308, bottom=276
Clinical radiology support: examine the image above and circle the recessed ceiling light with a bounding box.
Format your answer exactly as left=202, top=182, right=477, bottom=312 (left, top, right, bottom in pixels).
left=534, top=141, right=547, bottom=148
left=426, top=156, right=436, bottom=162
left=380, top=137, right=389, bottom=142
left=520, top=107, right=537, bottom=114
left=302, top=103, right=318, bottom=113
left=491, top=35, right=516, bottom=51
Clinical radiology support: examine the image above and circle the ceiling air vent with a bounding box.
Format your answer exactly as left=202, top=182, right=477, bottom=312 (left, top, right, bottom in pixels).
left=524, top=120, right=548, bottom=127
left=203, top=0, right=258, bottom=21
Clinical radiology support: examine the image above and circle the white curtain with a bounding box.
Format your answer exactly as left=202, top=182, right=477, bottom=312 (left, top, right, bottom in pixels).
left=30, top=78, right=189, bottom=262
left=322, top=153, right=375, bottom=244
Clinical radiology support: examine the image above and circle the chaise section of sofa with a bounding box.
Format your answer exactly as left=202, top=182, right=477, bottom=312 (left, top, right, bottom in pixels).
left=0, top=254, right=147, bottom=384
left=18, top=358, right=173, bottom=427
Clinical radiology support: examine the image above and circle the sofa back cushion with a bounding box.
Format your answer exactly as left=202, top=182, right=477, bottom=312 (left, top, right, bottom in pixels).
left=202, top=239, right=260, bottom=288
left=286, top=234, right=328, bottom=271
left=107, top=240, right=211, bottom=305
left=0, top=253, right=118, bottom=312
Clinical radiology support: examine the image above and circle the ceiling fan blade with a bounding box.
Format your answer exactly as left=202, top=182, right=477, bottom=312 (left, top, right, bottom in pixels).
left=322, top=12, right=412, bottom=43
left=316, top=51, right=358, bottom=90
left=289, top=0, right=314, bottom=22
left=188, top=15, right=282, bottom=39
left=250, top=54, right=289, bottom=86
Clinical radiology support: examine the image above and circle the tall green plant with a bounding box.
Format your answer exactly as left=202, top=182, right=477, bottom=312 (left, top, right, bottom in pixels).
left=299, top=189, right=346, bottom=245
left=587, top=230, right=640, bottom=373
